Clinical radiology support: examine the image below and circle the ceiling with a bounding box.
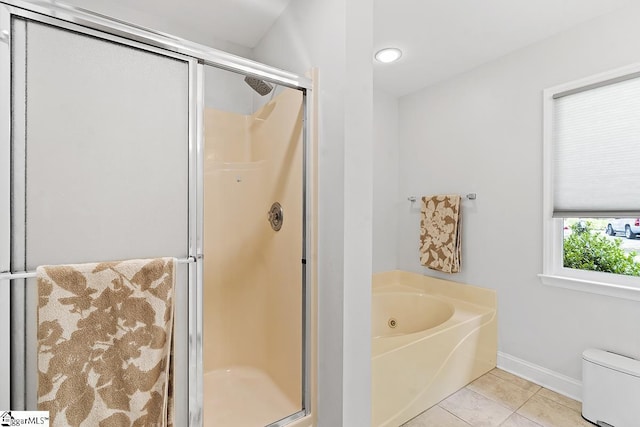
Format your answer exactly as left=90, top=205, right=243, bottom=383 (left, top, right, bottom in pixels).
left=64, top=0, right=635, bottom=97
left=374, top=0, right=636, bottom=96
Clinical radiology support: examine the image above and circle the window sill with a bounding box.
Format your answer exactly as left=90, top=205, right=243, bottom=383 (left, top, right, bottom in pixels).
left=538, top=274, right=640, bottom=301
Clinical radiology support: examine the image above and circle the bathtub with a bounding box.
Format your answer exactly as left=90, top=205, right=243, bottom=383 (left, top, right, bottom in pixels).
left=371, top=270, right=497, bottom=427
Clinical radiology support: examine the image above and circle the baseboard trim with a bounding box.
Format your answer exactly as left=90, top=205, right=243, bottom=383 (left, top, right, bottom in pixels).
left=497, top=351, right=582, bottom=402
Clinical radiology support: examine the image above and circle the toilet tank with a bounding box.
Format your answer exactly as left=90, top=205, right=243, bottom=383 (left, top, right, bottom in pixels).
left=582, top=349, right=640, bottom=427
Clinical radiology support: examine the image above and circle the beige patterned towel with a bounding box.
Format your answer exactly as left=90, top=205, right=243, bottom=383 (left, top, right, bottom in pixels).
left=37, top=258, right=175, bottom=427
left=420, top=195, right=462, bottom=273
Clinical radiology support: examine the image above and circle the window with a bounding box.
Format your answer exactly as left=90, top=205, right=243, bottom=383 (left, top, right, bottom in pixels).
left=541, top=64, right=640, bottom=300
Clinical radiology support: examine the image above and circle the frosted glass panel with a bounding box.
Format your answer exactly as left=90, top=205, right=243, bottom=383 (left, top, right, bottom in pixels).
left=12, top=20, right=191, bottom=412
left=553, top=76, right=640, bottom=216
left=23, top=21, right=189, bottom=268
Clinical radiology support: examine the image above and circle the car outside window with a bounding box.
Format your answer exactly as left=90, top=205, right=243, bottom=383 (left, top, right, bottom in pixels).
left=563, top=218, right=640, bottom=277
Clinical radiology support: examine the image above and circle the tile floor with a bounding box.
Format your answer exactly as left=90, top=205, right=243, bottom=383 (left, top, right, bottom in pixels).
left=402, top=368, right=593, bottom=427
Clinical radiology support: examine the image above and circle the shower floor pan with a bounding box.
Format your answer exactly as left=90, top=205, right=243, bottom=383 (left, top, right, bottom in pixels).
left=204, top=366, right=299, bottom=427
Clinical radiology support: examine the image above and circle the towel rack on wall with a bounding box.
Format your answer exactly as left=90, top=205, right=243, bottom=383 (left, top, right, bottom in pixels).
left=407, top=193, right=477, bottom=203
left=0, top=255, right=199, bottom=281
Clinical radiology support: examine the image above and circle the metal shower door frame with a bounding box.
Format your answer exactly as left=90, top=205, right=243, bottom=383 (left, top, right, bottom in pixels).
left=0, top=1, right=11, bottom=409
left=0, top=1, right=313, bottom=426
left=0, top=3, right=200, bottom=418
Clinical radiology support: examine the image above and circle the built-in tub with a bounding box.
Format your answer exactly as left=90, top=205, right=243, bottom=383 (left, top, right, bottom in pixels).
left=372, top=293, right=454, bottom=337
left=371, top=270, right=497, bottom=427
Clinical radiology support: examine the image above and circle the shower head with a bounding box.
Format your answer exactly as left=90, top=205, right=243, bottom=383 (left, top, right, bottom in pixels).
left=244, top=76, right=274, bottom=96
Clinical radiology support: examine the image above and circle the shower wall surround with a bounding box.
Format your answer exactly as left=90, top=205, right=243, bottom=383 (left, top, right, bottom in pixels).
left=203, top=88, right=305, bottom=426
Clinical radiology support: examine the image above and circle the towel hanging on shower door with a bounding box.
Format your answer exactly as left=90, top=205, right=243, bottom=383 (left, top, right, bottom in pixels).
left=419, top=194, right=462, bottom=273
left=37, top=257, right=175, bottom=427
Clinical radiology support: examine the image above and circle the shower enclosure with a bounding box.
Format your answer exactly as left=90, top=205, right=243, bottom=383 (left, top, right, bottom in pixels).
left=0, top=1, right=314, bottom=426
left=202, top=67, right=306, bottom=426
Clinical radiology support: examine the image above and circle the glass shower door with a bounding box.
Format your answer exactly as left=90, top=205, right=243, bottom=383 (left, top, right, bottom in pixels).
left=202, top=65, right=306, bottom=426
left=5, top=12, right=194, bottom=423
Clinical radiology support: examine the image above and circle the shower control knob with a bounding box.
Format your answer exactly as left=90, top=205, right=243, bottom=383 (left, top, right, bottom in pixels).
left=267, top=202, right=283, bottom=231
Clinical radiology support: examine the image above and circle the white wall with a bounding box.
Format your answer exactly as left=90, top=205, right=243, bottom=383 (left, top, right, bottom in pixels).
left=204, top=66, right=254, bottom=115
left=254, top=0, right=374, bottom=425
left=373, top=89, right=399, bottom=273
left=62, top=0, right=253, bottom=57
left=396, top=3, right=640, bottom=395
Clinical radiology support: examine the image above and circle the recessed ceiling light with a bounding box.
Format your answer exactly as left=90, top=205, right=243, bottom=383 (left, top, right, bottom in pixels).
left=375, top=47, right=402, bottom=63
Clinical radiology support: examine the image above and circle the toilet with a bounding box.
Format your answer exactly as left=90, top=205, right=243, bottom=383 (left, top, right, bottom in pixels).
left=582, top=348, right=640, bottom=427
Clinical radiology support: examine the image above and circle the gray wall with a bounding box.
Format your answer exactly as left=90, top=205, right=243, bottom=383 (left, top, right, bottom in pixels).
left=393, top=2, right=640, bottom=396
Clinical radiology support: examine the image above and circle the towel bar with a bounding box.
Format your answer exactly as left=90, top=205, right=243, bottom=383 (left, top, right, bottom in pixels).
left=0, top=255, right=199, bottom=281
left=408, top=193, right=477, bottom=203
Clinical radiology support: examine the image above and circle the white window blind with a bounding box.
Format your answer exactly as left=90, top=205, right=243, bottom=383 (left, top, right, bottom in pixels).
left=553, top=75, right=640, bottom=217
